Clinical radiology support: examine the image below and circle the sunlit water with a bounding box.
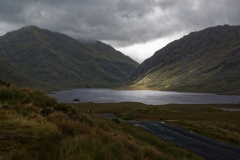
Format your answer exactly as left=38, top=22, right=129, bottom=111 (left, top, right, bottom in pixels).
left=49, top=88, right=240, bottom=105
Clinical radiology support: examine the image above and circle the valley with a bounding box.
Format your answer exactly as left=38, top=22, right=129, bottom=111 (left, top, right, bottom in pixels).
left=1, top=24, right=240, bottom=160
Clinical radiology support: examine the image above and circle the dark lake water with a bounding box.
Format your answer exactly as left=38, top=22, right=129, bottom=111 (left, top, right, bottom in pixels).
left=49, top=88, right=240, bottom=105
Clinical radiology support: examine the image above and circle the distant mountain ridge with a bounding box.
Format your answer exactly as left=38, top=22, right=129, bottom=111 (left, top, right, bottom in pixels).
left=125, top=25, right=240, bottom=94
left=0, top=26, right=138, bottom=89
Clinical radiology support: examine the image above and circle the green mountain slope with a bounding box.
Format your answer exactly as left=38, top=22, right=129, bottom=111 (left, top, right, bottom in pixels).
left=125, top=25, right=240, bottom=94
left=0, top=26, right=138, bottom=89
left=0, top=58, right=45, bottom=88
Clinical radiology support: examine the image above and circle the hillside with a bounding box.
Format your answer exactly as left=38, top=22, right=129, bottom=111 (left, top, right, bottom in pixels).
left=0, top=58, right=44, bottom=88
left=0, top=86, right=201, bottom=160
left=0, top=26, right=138, bottom=89
left=125, top=25, right=240, bottom=94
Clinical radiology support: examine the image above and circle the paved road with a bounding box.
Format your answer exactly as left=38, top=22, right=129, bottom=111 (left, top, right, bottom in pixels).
left=134, top=121, right=240, bottom=160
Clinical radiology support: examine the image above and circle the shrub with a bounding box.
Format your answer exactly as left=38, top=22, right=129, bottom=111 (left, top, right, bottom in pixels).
left=30, top=90, right=57, bottom=108
left=112, top=118, right=120, bottom=124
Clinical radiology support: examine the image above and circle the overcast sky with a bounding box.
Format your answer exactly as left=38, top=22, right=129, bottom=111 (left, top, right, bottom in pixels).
left=0, top=0, right=240, bottom=63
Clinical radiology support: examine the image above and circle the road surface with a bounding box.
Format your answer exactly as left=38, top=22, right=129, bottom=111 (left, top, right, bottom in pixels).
left=134, top=121, right=240, bottom=160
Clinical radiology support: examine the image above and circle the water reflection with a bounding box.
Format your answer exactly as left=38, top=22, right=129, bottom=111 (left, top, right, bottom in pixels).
left=49, top=88, right=240, bottom=105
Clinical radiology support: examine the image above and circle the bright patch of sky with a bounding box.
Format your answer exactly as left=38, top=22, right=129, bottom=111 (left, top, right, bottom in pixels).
left=115, top=31, right=187, bottom=63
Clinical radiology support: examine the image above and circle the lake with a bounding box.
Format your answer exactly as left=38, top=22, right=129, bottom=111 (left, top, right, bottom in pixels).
left=49, top=88, right=240, bottom=105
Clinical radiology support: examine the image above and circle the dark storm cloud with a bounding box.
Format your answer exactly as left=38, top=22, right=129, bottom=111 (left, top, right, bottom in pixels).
left=0, top=0, right=240, bottom=46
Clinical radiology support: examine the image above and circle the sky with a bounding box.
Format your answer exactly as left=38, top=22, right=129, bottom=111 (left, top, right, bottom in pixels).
left=0, top=0, right=240, bottom=63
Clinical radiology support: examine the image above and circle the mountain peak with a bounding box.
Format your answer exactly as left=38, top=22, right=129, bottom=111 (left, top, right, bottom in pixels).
left=21, top=25, right=39, bottom=30
left=0, top=25, right=138, bottom=89
left=17, top=25, right=44, bottom=33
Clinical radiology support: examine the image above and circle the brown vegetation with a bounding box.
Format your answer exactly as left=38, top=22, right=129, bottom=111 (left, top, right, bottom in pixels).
left=0, top=86, right=202, bottom=160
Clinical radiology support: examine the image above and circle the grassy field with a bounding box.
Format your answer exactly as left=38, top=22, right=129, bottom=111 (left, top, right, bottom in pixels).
left=0, top=86, right=202, bottom=160
left=74, top=103, right=240, bottom=146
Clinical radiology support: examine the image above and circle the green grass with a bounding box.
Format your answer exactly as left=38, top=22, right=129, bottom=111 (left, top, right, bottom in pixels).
left=75, top=103, right=240, bottom=146
left=0, top=86, right=203, bottom=160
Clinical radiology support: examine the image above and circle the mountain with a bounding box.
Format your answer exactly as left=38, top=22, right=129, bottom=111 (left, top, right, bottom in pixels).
left=125, top=25, right=240, bottom=94
left=0, top=26, right=138, bottom=89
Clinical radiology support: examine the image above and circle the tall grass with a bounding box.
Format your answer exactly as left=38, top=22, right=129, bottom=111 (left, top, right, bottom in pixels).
left=0, top=86, right=57, bottom=107
left=0, top=87, right=203, bottom=160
